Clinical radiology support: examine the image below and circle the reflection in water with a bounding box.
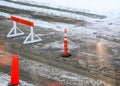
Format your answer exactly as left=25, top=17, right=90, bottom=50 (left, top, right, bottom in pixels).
left=96, top=42, right=112, bottom=68
left=96, top=41, right=117, bottom=86
left=45, top=79, right=64, bottom=86
left=0, top=38, right=6, bottom=54
left=0, top=38, right=11, bottom=67
left=0, top=57, right=11, bottom=67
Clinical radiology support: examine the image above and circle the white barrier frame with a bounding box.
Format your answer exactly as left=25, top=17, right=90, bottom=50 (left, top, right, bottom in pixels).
left=23, top=27, right=42, bottom=44
left=7, top=21, right=24, bottom=37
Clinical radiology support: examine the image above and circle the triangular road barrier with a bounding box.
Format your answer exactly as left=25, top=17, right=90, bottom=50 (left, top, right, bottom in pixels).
left=23, top=27, right=42, bottom=44
left=7, top=22, right=24, bottom=37
left=7, top=16, right=42, bottom=44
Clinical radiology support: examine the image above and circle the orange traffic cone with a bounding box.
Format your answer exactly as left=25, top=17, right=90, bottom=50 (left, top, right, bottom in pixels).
left=63, top=28, right=71, bottom=57
left=8, top=55, right=20, bottom=86
left=64, top=40, right=68, bottom=56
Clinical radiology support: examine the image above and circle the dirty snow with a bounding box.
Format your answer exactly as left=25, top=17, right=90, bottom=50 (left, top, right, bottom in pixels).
left=0, top=0, right=120, bottom=85
left=0, top=0, right=119, bottom=47
left=0, top=72, right=35, bottom=86
left=12, top=0, right=120, bottom=16
left=20, top=57, right=108, bottom=86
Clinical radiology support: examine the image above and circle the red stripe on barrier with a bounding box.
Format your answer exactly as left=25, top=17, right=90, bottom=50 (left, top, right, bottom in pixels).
left=10, top=16, right=34, bottom=27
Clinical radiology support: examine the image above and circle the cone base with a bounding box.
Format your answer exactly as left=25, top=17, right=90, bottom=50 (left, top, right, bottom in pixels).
left=62, top=53, right=71, bottom=57
left=8, top=83, right=21, bottom=86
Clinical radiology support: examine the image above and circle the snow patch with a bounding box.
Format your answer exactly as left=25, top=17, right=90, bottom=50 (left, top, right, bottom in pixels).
left=0, top=72, right=35, bottom=86
left=12, top=0, right=120, bottom=16
left=0, top=12, right=10, bottom=18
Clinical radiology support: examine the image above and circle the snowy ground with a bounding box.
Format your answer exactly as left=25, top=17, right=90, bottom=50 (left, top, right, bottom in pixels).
left=0, top=0, right=120, bottom=86
left=0, top=72, right=35, bottom=86
left=11, top=0, right=120, bottom=16
left=20, top=57, right=108, bottom=86
left=0, top=0, right=120, bottom=37
left=0, top=2, right=119, bottom=46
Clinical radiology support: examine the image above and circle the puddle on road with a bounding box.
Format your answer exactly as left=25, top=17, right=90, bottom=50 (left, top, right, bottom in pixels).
left=96, top=41, right=112, bottom=68
left=0, top=38, right=11, bottom=67
left=76, top=40, right=119, bottom=86
left=77, top=40, right=114, bottom=68
left=44, top=79, right=65, bottom=86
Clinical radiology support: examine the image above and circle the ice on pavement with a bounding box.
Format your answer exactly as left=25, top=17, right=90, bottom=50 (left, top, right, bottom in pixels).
left=0, top=0, right=120, bottom=45
left=0, top=0, right=120, bottom=85
left=0, top=0, right=120, bottom=41
left=0, top=72, right=35, bottom=86
left=12, top=0, right=120, bottom=16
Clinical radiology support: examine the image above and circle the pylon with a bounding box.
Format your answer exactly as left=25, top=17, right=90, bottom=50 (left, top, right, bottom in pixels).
left=8, top=55, right=20, bottom=86
left=63, top=28, right=71, bottom=57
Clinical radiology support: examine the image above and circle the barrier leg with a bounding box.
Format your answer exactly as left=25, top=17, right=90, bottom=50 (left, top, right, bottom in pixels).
left=7, top=22, right=24, bottom=37
left=23, top=27, right=42, bottom=44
